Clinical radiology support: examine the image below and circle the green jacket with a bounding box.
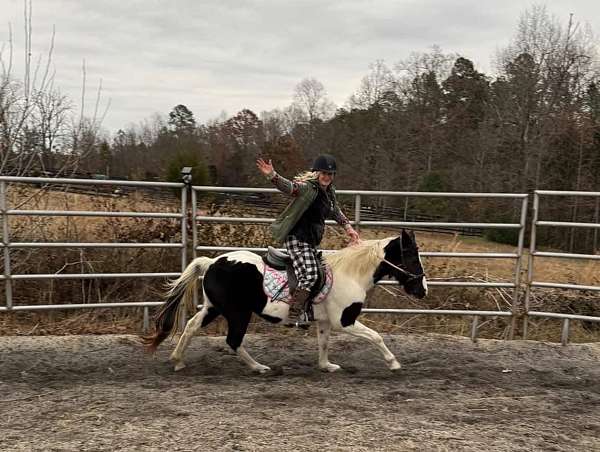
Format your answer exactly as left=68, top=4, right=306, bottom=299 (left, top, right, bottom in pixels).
left=271, top=179, right=344, bottom=244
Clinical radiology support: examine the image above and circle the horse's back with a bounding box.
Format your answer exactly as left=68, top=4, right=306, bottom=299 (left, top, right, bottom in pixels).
left=218, top=250, right=264, bottom=269
left=203, top=250, right=268, bottom=314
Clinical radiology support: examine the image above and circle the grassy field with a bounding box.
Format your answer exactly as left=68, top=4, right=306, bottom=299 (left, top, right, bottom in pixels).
left=1, top=184, right=599, bottom=342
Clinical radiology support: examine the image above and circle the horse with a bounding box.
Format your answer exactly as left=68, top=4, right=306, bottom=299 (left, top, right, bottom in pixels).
left=143, top=229, right=427, bottom=373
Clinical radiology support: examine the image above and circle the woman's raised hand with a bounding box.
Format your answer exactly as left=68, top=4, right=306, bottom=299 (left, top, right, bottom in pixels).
left=256, top=158, right=274, bottom=176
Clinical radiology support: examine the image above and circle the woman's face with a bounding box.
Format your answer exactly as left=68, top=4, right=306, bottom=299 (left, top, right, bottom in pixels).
left=317, top=171, right=335, bottom=188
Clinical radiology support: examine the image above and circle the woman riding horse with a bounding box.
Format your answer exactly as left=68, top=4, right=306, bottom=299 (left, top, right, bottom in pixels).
left=256, top=154, right=360, bottom=327
left=144, top=231, right=427, bottom=374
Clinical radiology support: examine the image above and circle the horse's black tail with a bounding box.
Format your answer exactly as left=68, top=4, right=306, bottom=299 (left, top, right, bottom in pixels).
left=142, top=256, right=215, bottom=352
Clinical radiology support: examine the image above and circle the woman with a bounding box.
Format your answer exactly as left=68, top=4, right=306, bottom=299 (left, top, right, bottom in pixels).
left=256, top=154, right=360, bottom=327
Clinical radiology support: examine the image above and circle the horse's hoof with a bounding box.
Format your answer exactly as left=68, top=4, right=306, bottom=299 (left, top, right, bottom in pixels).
left=320, top=362, right=341, bottom=372
left=174, top=361, right=186, bottom=372
left=254, top=365, right=271, bottom=374
left=389, top=360, right=401, bottom=371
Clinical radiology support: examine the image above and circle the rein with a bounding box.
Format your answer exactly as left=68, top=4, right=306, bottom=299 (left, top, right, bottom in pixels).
left=382, top=258, right=423, bottom=282
left=381, top=238, right=423, bottom=282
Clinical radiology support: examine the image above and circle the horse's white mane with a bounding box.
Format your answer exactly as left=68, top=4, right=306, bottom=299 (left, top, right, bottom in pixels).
left=325, top=237, right=393, bottom=279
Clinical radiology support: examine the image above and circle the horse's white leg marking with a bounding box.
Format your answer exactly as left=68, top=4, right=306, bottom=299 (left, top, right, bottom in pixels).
left=170, top=306, right=209, bottom=371
left=341, top=320, right=401, bottom=370
left=237, top=345, right=271, bottom=374
left=317, top=320, right=340, bottom=372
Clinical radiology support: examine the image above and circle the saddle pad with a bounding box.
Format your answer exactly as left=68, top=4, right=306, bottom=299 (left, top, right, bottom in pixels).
left=263, top=265, right=333, bottom=305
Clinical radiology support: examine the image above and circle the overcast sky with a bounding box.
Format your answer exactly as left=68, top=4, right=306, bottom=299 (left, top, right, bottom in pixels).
left=2, top=0, right=599, bottom=134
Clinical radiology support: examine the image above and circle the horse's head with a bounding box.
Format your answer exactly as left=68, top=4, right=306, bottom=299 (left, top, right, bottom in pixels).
left=374, top=230, right=428, bottom=299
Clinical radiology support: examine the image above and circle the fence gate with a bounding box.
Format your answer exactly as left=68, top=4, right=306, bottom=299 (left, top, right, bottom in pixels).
left=524, top=190, right=600, bottom=344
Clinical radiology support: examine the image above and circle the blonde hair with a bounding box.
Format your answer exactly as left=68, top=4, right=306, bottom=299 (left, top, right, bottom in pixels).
left=325, top=238, right=392, bottom=280
left=294, top=171, right=319, bottom=182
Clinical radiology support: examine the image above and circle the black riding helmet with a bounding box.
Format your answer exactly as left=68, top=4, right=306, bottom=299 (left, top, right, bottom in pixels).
left=311, top=154, right=337, bottom=173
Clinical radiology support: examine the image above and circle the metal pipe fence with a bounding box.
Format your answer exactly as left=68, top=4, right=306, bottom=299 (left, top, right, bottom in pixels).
left=524, top=190, right=600, bottom=344
left=0, top=176, right=188, bottom=329
left=2, top=177, right=599, bottom=344
left=192, top=186, right=529, bottom=341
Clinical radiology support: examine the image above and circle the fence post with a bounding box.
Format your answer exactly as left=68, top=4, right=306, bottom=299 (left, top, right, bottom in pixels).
left=180, top=185, right=189, bottom=271
left=561, top=318, right=570, bottom=346
left=143, top=306, right=150, bottom=333
left=470, top=315, right=479, bottom=342
left=523, top=193, right=540, bottom=340
left=179, top=170, right=192, bottom=332
left=594, top=197, right=599, bottom=253
left=354, top=194, right=361, bottom=232
left=1, top=182, right=12, bottom=309
left=510, top=196, right=528, bottom=340
left=191, top=188, right=199, bottom=309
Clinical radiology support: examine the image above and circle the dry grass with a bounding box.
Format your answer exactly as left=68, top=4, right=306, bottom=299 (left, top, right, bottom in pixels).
left=1, top=186, right=599, bottom=343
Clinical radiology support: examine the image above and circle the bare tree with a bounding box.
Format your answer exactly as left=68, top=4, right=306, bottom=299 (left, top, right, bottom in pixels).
left=1, top=1, right=109, bottom=177
left=292, top=77, right=336, bottom=123
left=347, top=60, right=396, bottom=109
left=32, top=87, right=72, bottom=170
left=395, top=45, right=459, bottom=100
left=495, top=6, right=597, bottom=190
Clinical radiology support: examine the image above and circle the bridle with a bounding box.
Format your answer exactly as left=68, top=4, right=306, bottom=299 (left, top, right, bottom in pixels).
left=381, top=239, right=424, bottom=283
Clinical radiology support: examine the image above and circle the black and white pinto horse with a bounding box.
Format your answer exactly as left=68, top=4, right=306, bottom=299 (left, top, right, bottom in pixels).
left=144, top=229, right=427, bottom=373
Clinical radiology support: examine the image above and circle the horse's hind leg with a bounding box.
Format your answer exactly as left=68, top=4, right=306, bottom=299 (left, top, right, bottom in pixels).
left=317, top=320, right=341, bottom=372
left=342, top=320, right=401, bottom=370
left=226, top=310, right=271, bottom=374
left=170, top=305, right=220, bottom=371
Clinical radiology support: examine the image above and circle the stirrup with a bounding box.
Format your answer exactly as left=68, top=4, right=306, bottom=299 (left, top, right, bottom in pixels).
left=285, top=308, right=311, bottom=329
left=293, top=315, right=311, bottom=330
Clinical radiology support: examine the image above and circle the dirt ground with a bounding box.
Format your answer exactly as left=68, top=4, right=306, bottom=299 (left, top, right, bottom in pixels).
left=0, top=332, right=599, bottom=452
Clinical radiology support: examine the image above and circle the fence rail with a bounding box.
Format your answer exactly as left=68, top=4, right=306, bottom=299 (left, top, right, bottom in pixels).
left=1, top=176, right=599, bottom=344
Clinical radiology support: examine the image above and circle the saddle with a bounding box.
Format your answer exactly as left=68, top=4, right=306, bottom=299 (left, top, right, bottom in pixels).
left=262, top=247, right=330, bottom=304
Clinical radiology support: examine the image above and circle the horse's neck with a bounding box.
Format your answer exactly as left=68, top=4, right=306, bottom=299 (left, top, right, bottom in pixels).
left=331, top=248, right=381, bottom=292
left=358, top=260, right=381, bottom=292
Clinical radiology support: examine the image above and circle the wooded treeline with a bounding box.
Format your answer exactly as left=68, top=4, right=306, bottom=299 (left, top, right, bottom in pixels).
left=2, top=6, right=599, bottom=250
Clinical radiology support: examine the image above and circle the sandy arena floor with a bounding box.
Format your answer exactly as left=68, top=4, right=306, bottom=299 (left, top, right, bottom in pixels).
left=1, top=332, right=599, bottom=451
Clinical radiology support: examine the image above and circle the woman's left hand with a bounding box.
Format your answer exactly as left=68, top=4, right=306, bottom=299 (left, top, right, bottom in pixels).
left=346, top=226, right=361, bottom=245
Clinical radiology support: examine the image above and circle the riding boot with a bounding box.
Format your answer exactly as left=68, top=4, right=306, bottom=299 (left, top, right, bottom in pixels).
left=286, top=287, right=312, bottom=329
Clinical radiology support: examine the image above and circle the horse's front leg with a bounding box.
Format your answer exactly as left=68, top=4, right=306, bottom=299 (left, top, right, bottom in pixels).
left=317, top=320, right=341, bottom=372
left=342, top=320, right=401, bottom=371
